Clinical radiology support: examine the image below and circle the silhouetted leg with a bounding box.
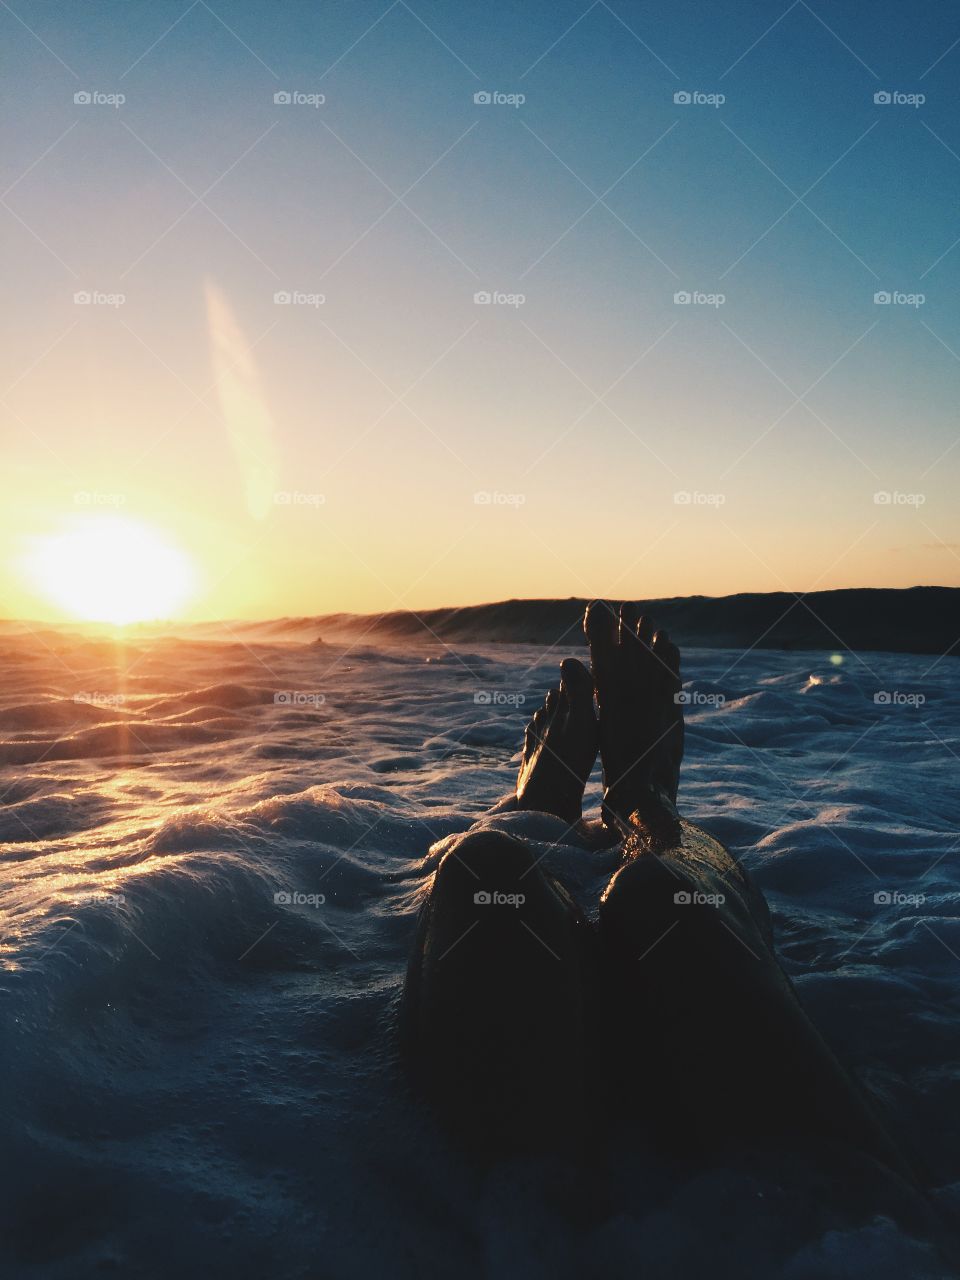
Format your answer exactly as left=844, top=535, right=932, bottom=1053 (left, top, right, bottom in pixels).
left=584, top=601, right=911, bottom=1175
left=600, top=822, right=908, bottom=1166
left=402, top=827, right=593, bottom=1154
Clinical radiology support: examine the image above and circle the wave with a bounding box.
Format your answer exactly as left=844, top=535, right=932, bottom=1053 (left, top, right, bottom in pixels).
left=1, top=634, right=958, bottom=1276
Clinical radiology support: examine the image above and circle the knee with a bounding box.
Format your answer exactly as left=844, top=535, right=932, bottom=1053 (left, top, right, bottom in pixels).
left=599, top=855, right=688, bottom=962
left=434, top=829, right=537, bottom=896
left=429, top=828, right=584, bottom=947
left=601, top=854, right=678, bottom=920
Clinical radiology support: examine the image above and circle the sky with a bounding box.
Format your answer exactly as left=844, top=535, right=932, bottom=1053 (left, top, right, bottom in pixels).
left=2, top=0, right=959, bottom=623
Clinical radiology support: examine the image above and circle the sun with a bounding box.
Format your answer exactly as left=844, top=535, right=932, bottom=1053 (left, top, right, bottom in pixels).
left=22, top=516, right=199, bottom=625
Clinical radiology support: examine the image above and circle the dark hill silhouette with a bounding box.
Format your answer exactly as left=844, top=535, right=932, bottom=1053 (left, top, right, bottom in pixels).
left=312, top=587, right=959, bottom=657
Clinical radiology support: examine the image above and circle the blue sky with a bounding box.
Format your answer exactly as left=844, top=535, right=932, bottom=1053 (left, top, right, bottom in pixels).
left=2, top=0, right=959, bottom=620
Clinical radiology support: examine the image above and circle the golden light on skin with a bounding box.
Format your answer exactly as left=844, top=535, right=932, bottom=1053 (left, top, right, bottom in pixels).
left=19, top=516, right=199, bottom=625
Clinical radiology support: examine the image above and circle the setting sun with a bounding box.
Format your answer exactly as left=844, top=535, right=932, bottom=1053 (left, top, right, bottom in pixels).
left=20, top=516, right=199, bottom=625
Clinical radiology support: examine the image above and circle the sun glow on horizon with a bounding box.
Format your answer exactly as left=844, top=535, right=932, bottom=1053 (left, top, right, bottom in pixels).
left=20, top=517, right=199, bottom=625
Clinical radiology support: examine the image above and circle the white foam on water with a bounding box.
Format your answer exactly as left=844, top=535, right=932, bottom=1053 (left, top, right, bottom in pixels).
left=0, top=632, right=957, bottom=1277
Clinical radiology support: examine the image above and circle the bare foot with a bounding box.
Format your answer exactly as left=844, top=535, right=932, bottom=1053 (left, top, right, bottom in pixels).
left=583, top=601, right=684, bottom=839
left=515, top=657, right=598, bottom=825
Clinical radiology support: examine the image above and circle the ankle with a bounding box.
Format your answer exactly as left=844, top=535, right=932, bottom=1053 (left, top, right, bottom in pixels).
left=602, top=782, right=681, bottom=850
left=517, top=783, right=583, bottom=825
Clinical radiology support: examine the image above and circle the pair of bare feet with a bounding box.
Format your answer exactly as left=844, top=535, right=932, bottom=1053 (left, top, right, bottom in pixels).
left=515, top=602, right=684, bottom=836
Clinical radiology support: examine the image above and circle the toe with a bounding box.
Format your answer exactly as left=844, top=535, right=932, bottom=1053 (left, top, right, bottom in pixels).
left=584, top=600, right=616, bottom=644
left=619, top=602, right=642, bottom=648
left=559, top=656, right=594, bottom=720
left=545, top=687, right=561, bottom=715
left=559, top=656, right=592, bottom=697
left=584, top=600, right=617, bottom=703
left=636, top=614, right=655, bottom=647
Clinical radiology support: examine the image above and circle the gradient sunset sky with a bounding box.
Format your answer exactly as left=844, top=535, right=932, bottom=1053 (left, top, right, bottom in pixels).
left=3, top=0, right=959, bottom=623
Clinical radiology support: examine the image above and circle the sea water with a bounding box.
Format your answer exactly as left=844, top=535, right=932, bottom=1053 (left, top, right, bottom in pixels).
left=0, top=625, right=957, bottom=1278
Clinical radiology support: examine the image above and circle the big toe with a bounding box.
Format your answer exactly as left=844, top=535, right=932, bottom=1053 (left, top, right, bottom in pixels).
left=559, top=657, right=594, bottom=719
left=618, top=602, right=642, bottom=648
left=583, top=600, right=617, bottom=702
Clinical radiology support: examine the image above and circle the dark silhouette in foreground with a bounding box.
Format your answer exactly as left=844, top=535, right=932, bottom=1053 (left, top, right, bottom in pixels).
left=401, top=602, right=954, bottom=1252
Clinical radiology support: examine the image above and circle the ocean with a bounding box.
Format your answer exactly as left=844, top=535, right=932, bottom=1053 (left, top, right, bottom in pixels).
left=1, top=624, right=957, bottom=1278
